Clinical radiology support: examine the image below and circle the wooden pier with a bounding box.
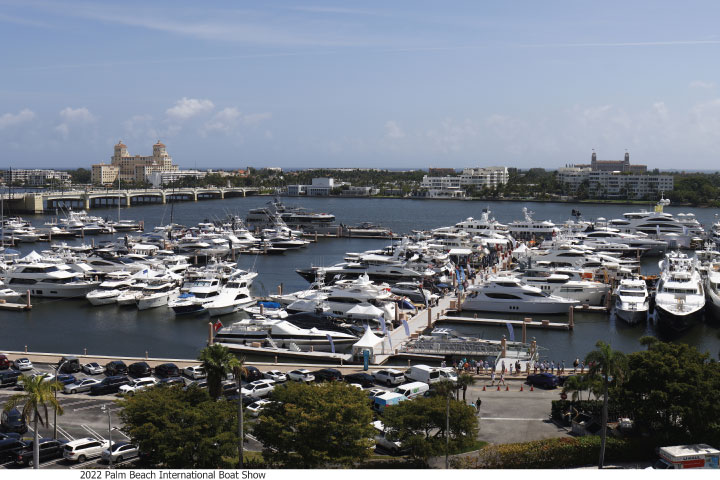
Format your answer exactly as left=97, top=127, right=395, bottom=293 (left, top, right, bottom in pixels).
left=438, top=315, right=571, bottom=330
left=0, top=302, right=32, bottom=312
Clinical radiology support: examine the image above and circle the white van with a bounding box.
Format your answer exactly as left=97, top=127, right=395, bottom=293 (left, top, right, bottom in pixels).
left=394, top=381, right=429, bottom=399
left=438, top=367, right=458, bottom=383
left=405, top=365, right=441, bottom=384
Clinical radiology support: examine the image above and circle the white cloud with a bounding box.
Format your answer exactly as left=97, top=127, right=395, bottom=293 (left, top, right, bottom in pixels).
left=203, top=108, right=271, bottom=135
left=384, top=120, right=405, bottom=139
left=0, top=108, right=35, bottom=129
left=690, top=80, right=715, bottom=89
left=55, top=107, right=95, bottom=139
left=166, top=97, right=215, bottom=120
left=59, top=106, right=95, bottom=123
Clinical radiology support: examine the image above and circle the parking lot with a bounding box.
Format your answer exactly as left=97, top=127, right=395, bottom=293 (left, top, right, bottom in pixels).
left=1, top=359, right=569, bottom=468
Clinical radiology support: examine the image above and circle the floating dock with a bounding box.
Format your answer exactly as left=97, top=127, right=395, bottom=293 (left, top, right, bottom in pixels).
left=0, top=302, right=32, bottom=312
left=438, top=314, right=571, bottom=330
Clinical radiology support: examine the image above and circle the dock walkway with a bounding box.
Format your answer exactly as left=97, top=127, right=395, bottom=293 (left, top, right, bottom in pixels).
left=438, top=315, right=571, bottom=330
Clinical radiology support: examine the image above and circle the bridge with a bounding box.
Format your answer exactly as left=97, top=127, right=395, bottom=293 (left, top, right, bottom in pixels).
left=1, top=187, right=259, bottom=213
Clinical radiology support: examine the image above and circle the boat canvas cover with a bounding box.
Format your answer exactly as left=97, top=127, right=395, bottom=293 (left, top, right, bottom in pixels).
left=448, top=248, right=473, bottom=256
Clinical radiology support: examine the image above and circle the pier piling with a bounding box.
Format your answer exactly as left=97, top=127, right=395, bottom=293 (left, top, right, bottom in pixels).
left=568, top=306, right=575, bottom=330
left=208, top=322, right=214, bottom=346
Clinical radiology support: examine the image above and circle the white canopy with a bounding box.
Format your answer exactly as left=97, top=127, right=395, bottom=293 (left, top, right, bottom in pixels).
left=346, top=304, right=384, bottom=318
left=352, top=326, right=383, bottom=356
left=20, top=250, right=43, bottom=262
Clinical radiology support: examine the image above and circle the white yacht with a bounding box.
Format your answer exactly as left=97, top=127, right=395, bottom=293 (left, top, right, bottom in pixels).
left=581, top=228, right=667, bottom=256
left=614, top=278, right=649, bottom=325
left=507, top=208, right=559, bottom=240
left=654, top=252, right=705, bottom=332
left=518, top=270, right=609, bottom=306
left=86, top=274, right=135, bottom=306
left=205, top=277, right=255, bottom=316
left=704, top=265, right=720, bottom=319
left=214, top=318, right=357, bottom=348
left=136, top=281, right=180, bottom=311
left=3, top=262, right=99, bottom=298
left=169, top=277, right=222, bottom=315
left=462, top=276, right=578, bottom=314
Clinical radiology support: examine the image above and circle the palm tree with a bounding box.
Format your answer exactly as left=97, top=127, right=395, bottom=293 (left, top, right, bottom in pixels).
left=198, top=344, right=241, bottom=400
left=456, top=373, right=475, bottom=402
left=585, top=341, right=627, bottom=469
left=561, top=374, right=586, bottom=402
left=3, top=375, right=63, bottom=469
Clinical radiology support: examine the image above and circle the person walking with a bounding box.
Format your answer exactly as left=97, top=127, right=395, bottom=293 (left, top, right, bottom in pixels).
left=573, top=357, right=579, bottom=373
left=561, top=360, right=565, bottom=374
left=490, top=370, right=496, bottom=386
left=550, top=361, right=555, bottom=375
left=580, top=361, right=585, bottom=374
left=476, top=398, right=482, bottom=416
left=509, top=363, right=513, bottom=375
left=498, top=371, right=506, bottom=386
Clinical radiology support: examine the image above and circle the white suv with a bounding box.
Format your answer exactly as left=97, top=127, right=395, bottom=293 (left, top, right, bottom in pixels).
left=373, top=369, right=405, bottom=386
left=240, top=380, right=275, bottom=399
left=63, top=438, right=111, bottom=463
left=118, top=377, right=158, bottom=396
left=287, top=369, right=315, bottom=383
left=183, top=365, right=206, bottom=380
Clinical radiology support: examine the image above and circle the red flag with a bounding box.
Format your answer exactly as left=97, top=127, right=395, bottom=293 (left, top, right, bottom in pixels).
left=213, top=320, right=223, bottom=332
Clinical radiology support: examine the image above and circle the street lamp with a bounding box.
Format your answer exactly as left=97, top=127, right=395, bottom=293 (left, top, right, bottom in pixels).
left=101, top=404, right=113, bottom=470
left=53, top=360, right=68, bottom=440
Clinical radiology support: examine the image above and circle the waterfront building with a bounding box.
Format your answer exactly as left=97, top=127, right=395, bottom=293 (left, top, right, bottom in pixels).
left=341, top=186, right=379, bottom=197
left=91, top=140, right=178, bottom=185
left=420, top=166, right=508, bottom=196
left=91, top=164, right=119, bottom=185
left=1, top=168, right=71, bottom=186
left=287, top=177, right=336, bottom=196
left=147, top=170, right=207, bottom=187
left=557, top=167, right=673, bottom=199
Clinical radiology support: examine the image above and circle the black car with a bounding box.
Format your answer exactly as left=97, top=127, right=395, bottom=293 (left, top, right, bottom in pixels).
left=90, top=376, right=130, bottom=395
left=241, top=366, right=263, bottom=382
left=158, top=377, right=185, bottom=387
left=154, top=363, right=180, bottom=379
left=0, top=432, right=21, bottom=441
left=183, top=379, right=208, bottom=391
left=343, top=373, right=375, bottom=388
left=0, top=408, right=27, bottom=434
left=526, top=373, right=560, bottom=389
left=128, top=362, right=152, bottom=378
left=0, top=438, right=27, bottom=463
left=225, top=394, right=256, bottom=406
left=105, top=361, right=128, bottom=376
left=14, top=438, right=68, bottom=466
left=0, top=369, right=21, bottom=387
left=312, top=368, right=343, bottom=382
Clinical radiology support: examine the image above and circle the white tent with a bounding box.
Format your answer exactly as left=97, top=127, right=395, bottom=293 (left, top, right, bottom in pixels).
left=352, top=327, right=383, bottom=357
left=19, top=250, right=43, bottom=263
left=346, top=304, right=384, bottom=319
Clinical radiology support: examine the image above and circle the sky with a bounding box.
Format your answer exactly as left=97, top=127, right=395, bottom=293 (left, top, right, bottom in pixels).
left=2, top=1, right=720, bottom=170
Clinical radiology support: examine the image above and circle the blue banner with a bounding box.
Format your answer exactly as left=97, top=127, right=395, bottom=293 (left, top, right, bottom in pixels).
left=325, top=334, right=335, bottom=354
left=506, top=322, right=515, bottom=342
left=402, top=318, right=410, bottom=336
left=363, top=349, right=370, bottom=371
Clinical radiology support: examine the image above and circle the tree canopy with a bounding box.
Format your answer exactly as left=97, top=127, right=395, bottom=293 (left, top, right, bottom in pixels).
left=252, top=381, right=375, bottom=468
left=118, top=386, right=239, bottom=468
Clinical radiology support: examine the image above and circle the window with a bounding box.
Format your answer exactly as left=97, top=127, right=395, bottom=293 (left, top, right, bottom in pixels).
left=484, top=293, right=522, bottom=300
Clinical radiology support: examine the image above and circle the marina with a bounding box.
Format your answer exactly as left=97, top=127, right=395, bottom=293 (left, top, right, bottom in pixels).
left=2, top=195, right=720, bottom=366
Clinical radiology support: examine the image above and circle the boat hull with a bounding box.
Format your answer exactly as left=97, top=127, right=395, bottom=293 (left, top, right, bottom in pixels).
left=137, top=294, right=172, bottom=311
left=655, top=305, right=704, bottom=333
left=615, top=304, right=648, bottom=325
left=460, top=298, right=576, bottom=314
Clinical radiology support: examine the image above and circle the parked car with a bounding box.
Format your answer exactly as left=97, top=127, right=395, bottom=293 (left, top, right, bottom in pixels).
left=64, top=378, right=101, bottom=394
left=367, top=388, right=386, bottom=400
left=31, top=373, right=56, bottom=383
left=63, top=437, right=110, bottom=463
left=372, top=420, right=404, bottom=454
left=246, top=399, right=273, bottom=417
left=373, top=369, right=405, bottom=386
left=241, top=366, right=263, bottom=382
left=56, top=374, right=77, bottom=386
left=0, top=438, right=27, bottom=463
left=57, top=356, right=81, bottom=374
left=0, top=408, right=27, bottom=434
left=14, top=438, right=68, bottom=466
left=100, top=441, right=139, bottom=463
left=240, top=380, right=275, bottom=399
left=344, top=373, right=375, bottom=388
left=0, top=354, right=11, bottom=370
left=183, top=379, right=208, bottom=391
left=183, top=365, right=206, bottom=380
left=118, top=377, right=158, bottom=396
left=312, top=368, right=343, bottom=382
left=263, top=370, right=287, bottom=382
left=0, top=432, right=21, bottom=441
left=90, top=376, right=130, bottom=395
left=82, top=362, right=105, bottom=375
left=526, top=373, right=560, bottom=389
left=127, top=362, right=152, bottom=378
left=105, top=361, right=128, bottom=377
left=158, top=377, right=185, bottom=387
left=154, top=363, right=180, bottom=379
left=287, top=369, right=315, bottom=383
left=221, top=381, right=239, bottom=396
left=438, top=367, right=458, bottom=383
left=0, top=369, right=21, bottom=387
left=12, top=358, right=33, bottom=371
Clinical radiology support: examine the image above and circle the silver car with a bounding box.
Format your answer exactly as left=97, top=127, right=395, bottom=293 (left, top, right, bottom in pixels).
left=82, top=362, right=105, bottom=375
left=64, top=378, right=101, bottom=394
left=13, top=358, right=33, bottom=371
left=101, top=442, right=139, bottom=463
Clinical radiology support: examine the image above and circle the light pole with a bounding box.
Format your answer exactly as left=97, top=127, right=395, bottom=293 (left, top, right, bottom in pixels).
left=236, top=371, right=244, bottom=468
left=445, top=393, right=450, bottom=469
left=53, top=360, right=68, bottom=440
left=101, top=404, right=113, bottom=469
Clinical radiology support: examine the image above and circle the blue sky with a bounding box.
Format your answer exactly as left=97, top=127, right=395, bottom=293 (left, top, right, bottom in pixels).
left=2, top=1, right=720, bottom=170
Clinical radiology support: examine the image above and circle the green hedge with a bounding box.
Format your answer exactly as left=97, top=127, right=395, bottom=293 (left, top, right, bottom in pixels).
left=453, top=436, right=656, bottom=469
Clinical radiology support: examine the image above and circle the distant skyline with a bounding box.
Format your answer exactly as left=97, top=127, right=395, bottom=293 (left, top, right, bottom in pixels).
left=2, top=1, right=720, bottom=170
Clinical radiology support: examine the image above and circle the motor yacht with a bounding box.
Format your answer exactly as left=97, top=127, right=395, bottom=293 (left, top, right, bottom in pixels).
left=614, top=278, right=650, bottom=325
left=507, top=208, right=559, bottom=240
left=517, top=270, right=609, bottom=306
left=704, top=264, right=720, bottom=320
left=3, top=262, right=99, bottom=298
left=654, top=252, right=705, bottom=332
left=136, top=280, right=180, bottom=311
left=86, top=274, right=135, bottom=306
left=462, top=276, right=578, bottom=314
left=205, top=277, right=255, bottom=316
left=169, top=276, right=222, bottom=315
left=213, top=317, right=357, bottom=348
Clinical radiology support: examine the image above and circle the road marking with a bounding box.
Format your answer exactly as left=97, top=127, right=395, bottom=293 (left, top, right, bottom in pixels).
left=57, top=425, right=76, bottom=441
left=73, top=403, right=106, bottom=412
left=61, top=399, right=99, bottom=408
left=81, top=424, right=105, bottom=441
left=480, top=417, right=547, bottom=421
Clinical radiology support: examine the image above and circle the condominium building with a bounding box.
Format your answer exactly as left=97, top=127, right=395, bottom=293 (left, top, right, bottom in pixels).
left=557, top=167, right=673, bottom=199
left=147, top=170, right=207, bottom=187
left=287, top=177, right=336, bottom=196
left=1, top=169, right=71, bottom=186
left=421, top=166, right=508, bottom=194
left=91, top=140, right=178, bottom=185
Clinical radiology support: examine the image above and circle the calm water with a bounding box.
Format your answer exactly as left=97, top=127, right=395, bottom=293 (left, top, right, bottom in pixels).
left=3, top=196, right=720, bottom=362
